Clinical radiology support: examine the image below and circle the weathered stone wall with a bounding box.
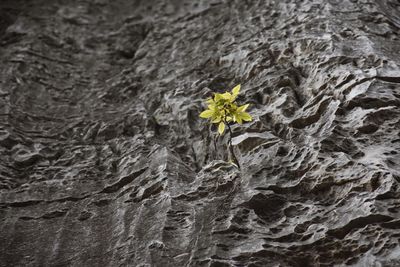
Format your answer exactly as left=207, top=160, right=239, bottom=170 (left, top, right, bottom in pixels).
left=1, top=0, right=400, bottom=266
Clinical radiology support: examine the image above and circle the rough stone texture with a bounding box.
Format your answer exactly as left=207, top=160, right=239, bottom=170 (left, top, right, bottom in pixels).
left=1, top=0, right=400, bottom=266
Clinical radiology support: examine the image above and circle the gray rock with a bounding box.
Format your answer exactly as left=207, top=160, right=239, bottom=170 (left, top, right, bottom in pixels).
left=1, top=0, right=400, bottom=266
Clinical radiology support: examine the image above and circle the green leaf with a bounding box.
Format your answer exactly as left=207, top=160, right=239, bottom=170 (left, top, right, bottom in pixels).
left=218, top=122, right=225, bottom=135
left=207, top=104, right=217, bottom=111
left=238, top=104, right=249, bottom=112
left=201, top=84, right=251, bottom=135
left=240, top=112, right=253, bottom=121
left=234, top=114, right=243, bottom=124
left=206, top=98, right=214, bottom=104
left=232, top=84, right=241, bottom=96
left=211, top=115, right=222, bottom=123
left=199, top=109, right=214, bottom=118
left=214, top=93, right=224, bottom=102
left=221, top=92, right=232, bottom=100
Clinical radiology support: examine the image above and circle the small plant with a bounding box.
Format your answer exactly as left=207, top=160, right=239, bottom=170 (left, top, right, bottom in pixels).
left=199, top=84, right=253, bottom=168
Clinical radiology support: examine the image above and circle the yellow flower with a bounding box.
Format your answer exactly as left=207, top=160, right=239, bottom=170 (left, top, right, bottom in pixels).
left=199, top=84, right=252, bottom=135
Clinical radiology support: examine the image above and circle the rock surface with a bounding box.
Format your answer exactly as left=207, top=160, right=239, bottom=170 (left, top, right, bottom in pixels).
left=1, top=0, right=400, bottom=266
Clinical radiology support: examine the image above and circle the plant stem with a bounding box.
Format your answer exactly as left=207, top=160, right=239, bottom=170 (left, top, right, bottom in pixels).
left=224, top=118, right=240, bottom=169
